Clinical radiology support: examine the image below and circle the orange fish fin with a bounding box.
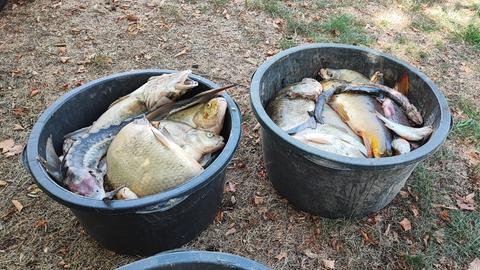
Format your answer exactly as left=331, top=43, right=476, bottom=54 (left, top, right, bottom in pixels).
left=332, top=104, right=350, bottom=122
left=395, top=73, right=409, bottom=96
left=360, top=132, right=373, bottom=158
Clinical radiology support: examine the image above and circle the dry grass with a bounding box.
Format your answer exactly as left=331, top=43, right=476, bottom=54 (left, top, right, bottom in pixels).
left=0, top=0, right=479, bottom=269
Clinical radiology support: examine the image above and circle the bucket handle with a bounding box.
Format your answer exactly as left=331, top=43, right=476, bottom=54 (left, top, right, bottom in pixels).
left=135, top=195, right=189, bottom=214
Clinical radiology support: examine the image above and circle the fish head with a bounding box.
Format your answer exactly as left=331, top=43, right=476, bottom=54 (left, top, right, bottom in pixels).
left=319, top=68, right=334, bottom=80
left=67, top=169, right=105, bottom=199
left=166, top=70, right=199, bottom=98
left=193, top=97, right=227, bottom=134
left=189, top=130, right=225, bottom=155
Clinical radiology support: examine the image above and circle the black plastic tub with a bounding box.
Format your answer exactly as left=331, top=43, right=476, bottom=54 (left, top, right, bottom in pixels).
left=118, top=250, right=271, bottom=270
left=23, top=69, right=241, bottom=255
left=250, top=44, right=451, bottom=218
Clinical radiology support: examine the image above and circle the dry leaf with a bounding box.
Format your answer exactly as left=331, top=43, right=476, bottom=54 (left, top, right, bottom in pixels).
left=439, top=210, right=449, bottom=221
left=360, top=230, right=378, bottom=245
left=225, top=227, right=236, bottom=236
left=399, top=218, right=412, bottom=231
left=0, top=139, right=14, bottom=153
left=465, top=150, right=480, bottom=167
left=455, top=193, right=475, bottom=211
left=323, top=259, right=335, bottom=269
left=12, top=106, right=28, bottom=117
left=468, top=258, right=480, bottom=270
left=423, top=234, right=430, bottom=248
left=431, top=203, right=458, bottom=210
left=4, top=144, right=24, bottom=157
left=12, top=199, right=23, bottom=212
left=254, top=195, right=264, bottom=205
left=303, top=249, right=318, bottom=259
left=126, top=14, right=139, bottom=22
left=214, top=210, right=223, bottom=223
left=410, top=205, right=420, bottom=218
left=0, top=180, right=7, bottom=187
left=29, top=88, right=40, bottom=97
left=34, top=219, right=48, bottom=228
left=13, top=124, right=25, bottom=131
left=275, top=251, right=287, bottom=261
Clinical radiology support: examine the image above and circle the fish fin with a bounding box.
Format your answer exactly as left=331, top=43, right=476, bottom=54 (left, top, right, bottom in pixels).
left=395, top=73, right=409, bottom=96
left=360, top=132, right=374, bottom=158
left=160, top=127, right=176, bottom=142
left=151, top=127, right=175, bottom=148
left=285, top=116, right=316, bottom=135
left=46, top=136, right=62, bottom=171
left=333, top=104, right=350, bottom=122
left=64, top=126, right=90, bottom=140
left=37, top=155, right=63, bottom=183
left=103, top=186, right=126, bottom=201
left=108, top=94, right=131, bottom=109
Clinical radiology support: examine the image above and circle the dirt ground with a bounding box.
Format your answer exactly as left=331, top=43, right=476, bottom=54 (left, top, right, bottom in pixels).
left=1, top=0, right=479, bottom=269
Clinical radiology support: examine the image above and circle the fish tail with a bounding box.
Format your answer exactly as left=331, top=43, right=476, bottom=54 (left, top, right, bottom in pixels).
left=360, top=132, right=373, bottom=158
left=395, top=73, right=409, bottom=96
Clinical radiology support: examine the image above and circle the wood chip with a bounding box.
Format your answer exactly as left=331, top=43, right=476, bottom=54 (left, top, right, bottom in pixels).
left=225, top=227, right=236, bottom=236
left=304, top=249, right=318, bottom=259
left=13, top=124, right=25, bottom=131
left=174, top=48, right=188, bottom=58
left=399, top=218, right=412, bottom=231
left=12, top=200, right=23, bottom=212
left=30, top=88, right=40, bottom=97
left=254, top=195, right=264, bottom=205
left=410, top=205, right=420, bottom=217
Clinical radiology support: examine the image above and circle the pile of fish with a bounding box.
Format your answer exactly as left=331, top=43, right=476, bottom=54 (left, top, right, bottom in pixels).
left=39, top=70, right=230, bottom=200
left=267, top=68, right=433, bottom=158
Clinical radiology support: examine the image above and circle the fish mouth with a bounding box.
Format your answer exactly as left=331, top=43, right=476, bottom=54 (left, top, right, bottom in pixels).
left=175, top=70, right=199, bottom=91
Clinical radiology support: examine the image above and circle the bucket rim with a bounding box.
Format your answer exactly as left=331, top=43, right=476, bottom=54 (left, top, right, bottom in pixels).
left=250, top=43, right=451, bottom=169
left=117, top=250, right=271, bottom=270
left=25, top=69, right=241, bottom=212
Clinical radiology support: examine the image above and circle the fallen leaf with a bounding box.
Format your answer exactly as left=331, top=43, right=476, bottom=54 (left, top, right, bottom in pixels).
left=265, top=50, right=275, bottom=56
left=214, top=210, right=223, bottom=223
left=0, top=180, right=7, bottom=187
left=410, top=205, right=420, bottom=218
left=12, top=200, right=23, bottom=212
left=127, top=14, right=139, bottom=22
left=225, top=227, right=236, bottom=236
left=399, top=190, right=409, bottom=198
left=254, top=195, right=264, bottom=205
left=29, top=88, right=40, bottom=97
left=34, top=219, right=48, bottom=228
left=12, top=106, right=28, bottom=117
left=323, top=259, right=335, bottom=269
left=367, top=213, right=382, bottom=225
left=455, top=193, right=475, bottom=211
left=439, top=210, right=449, bottom=221
left=76, top=65, right=86, bottom=74
left=468, top=258, right=480, bottom=270
left=465, top=150, right=480, bottom=167
left=331, top=29, right=340, bottom=36
left=303, top=249, right=318, bottom=259
left=275, top=251, right=287, bottom=261
left=431, top=203, right=458, bottom=210
left=360, top=230, right=378, bottom=245
left=4, top=144, right=24, bottom=157
left=433, top=229, right=444, bottom=244
left=399, top=218, right=412, bottom=231
left=0, top=139, right=14, bottom=153
left=330, top=239, right=343, bottom=252
left=13, top=124, right=25, bottom=131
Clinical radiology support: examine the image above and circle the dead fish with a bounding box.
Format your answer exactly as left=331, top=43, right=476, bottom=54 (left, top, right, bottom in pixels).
left=313, top=104, right=361, bottom=142
left=376, top=112, right=433, bottom=141
left=295, top=124, right=367, bottom=156
left=90, top=70, right=198, bottom=132
left=329, top=94, right=392, bottom=157
left=157, top=120, right=224, bottom=162
left=319, top=68, right=370, bottom=83
left=167, top=97, right=227, bottom=135
left=314, top=82, right=423, bottom=126
left=267, top=95, right=315, bottom=131
left=293, top=131, right=366, bottom=158
left=106, top=118, right=204, bottom=197
left=281, top=78, right=323, bottom=100
left=392, top=138, right=411, bottom=155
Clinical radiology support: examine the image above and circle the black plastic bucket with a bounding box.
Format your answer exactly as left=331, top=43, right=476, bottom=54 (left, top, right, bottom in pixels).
left=117, top=250, right=271, bottom=270
left=250, top=44, right=451, bottom=218
left=23, top=69, right=241, bottom=255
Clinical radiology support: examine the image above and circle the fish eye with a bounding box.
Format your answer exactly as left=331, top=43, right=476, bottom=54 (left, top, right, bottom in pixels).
left=206, top=133, right=214, bottom=138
